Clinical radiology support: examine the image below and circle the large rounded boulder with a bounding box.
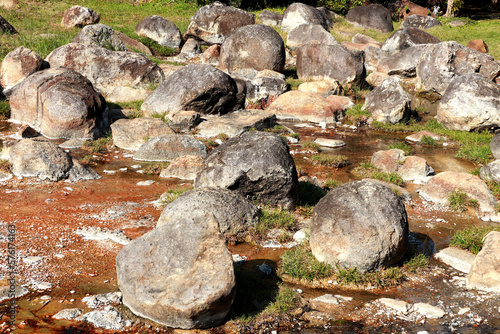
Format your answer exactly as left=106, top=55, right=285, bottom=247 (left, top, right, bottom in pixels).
left=1, top=46, right=43, bottom=89
left=10, top=67, right=106, bottom=140
left=9, top=138, right=100, bottom=182
left=116, top=210, right=235, bottom=329
left=46, top=43, right=164, bottom=103
left=297, top=44, right=364, bottom=85
left=157, top=187, right=259, bottom=238
left=345, top=4, right=394, bottom=33
left=281, top=2, right=333, bottom=33
left=310, top=180, right=409, bottom=273
left=219, top=24, right=285, bottom=73
left=141, top=64, right=237, bottom=116
left=135, top=15, right=183, bottom=49
left=194, top=131, right=298, bottom=210
left=437, top=74, right=500, bottom=131
left=184, top=2, right=255, bottom=45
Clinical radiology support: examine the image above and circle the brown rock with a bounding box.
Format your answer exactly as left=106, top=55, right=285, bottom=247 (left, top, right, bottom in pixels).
left=110, top=117, right=175, bottom=150
left=297, top=80, right=342, bottom=97
left=325, top=95, right=354, bottom=112
left=352, top=33, right=382, bottom=47
left=467, top=231, right=500, bottom=292
left=1, top=47, right=43, bottom=88
left=390, top=0, right=434, bottom=20
left=341, top=41, right=372, bottom=52
left=467, top=39, right=489, bottom=54
left=366, top=72, right=389, bottom=87
left=200, top=44, right=220, bottom=65
left=160, top=155, right=204, bottom=180
left=266, top=91, right=338, bottom=123
left=0, top=0, right=17, bottom=10
left=371, top=149, right=406, bottom=173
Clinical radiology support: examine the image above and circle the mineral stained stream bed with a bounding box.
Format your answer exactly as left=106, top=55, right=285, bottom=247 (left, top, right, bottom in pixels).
left=0, top=119, right=499, bottom=334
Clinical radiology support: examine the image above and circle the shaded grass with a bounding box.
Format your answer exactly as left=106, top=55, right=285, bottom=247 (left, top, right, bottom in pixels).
left=298, top=181, right=326, bottom=206
left=0, top=101, right=10, bottom=120
left=450, top=225, right=500, bottom=254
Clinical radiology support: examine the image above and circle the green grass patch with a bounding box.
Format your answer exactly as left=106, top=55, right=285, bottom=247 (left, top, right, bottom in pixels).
left=310, top=154, right=349, bottom=168
left=82, top=137, right=113, bottom=154
left=388, top=141, right=413, bottom=156
left=136, top=35, right=177, bottom=57
left=447, top=190, right=479, bottom=212
left=344, top=104, right=370, bottom=126
left=263, top=285, right=301, bottom=316
left=450, top=225, right=500, bottom=254
left=264, top=124, right=289, bottom=135
left=159, top=187, right=190, bottom=205
left=352, top=162, right=404, bottom=186
left=142, top=162, right=169, bottom=176
left=254, top=208, right=297, bottom=240
left=303, top=141, right=321, bottom=152
left=403, top=253, right=431, bottom=273
left=107, top=100, right=143, bottom=111
left=420, top=135, right=438, bottom=146
left=150, top=112, right=169, bottom=123
left=279, top=245, right=333, bottom=282
left=324, top=178, right=342, bottom=190
left=0, top=101, right=11, bottom=120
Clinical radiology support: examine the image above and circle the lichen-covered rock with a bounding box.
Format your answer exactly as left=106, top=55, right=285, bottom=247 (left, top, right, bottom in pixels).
left=157, top=187, right=259, bottom=237
left=281, top=2, right=332, bottom=33
left=195, top=131, right=298, bottom=209
left=135, top=15, right=183, bottom=49
left=116, top=210, right=235, bottom=329
left=10, top=67, right=106, bottom=140
left=310, top=180, right=409, bottom=273
left=219, top=24, right=285, bottom=73
left=46, top=43, right=164, bottom=103
left=141, top=64, right=237, bottom=116
left=437, top=74, right=500, bottom=131
left=184, top=2, right=255, bottom=45
left=61, top=5, right=99, bottom=28
left=72, top=24, right=126, bottom=51
left=9, top=138, right=100, bottom=181
left=345, top=4, right=393, bottom=33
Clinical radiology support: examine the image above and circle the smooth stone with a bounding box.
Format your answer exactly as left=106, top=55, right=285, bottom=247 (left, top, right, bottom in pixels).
left=434, top=247, right=475, bottom=273
left=313, top=138, right=345, bottom=148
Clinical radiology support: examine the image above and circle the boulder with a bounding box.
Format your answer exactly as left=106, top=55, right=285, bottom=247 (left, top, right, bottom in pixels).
left=480, top=160, right=500, bottom=184
left=345, top=4, right=394, bottom=33
left=491, top=132, right=500, bottom=160
left=116, top=32, right=152, bottom=56
left=0, top=15, right=16, bottom=34
left=195, top=131, right=298, bottom=210
left=9, top=138, right=100, bottom=181
left=467, top=39, right=488, bottom=54
left=133, top=134, right=208, bottom=162
left=416, top=41, right=500, bottom=95
left=219, top=24, right=285, bottom=73
left=61, top=5, right=100, bottom=28
left=10, top=67, right=106, bottom=140
left=159, top=155, right=204, bottom=180
left=296, top=44, right=364, bottom=85
left=195, top=110, right=276, bottom=138
left=298, top=80, right=342, bottom=97
left=310, top=180, right=409, bottom=273
left=180, top=38, right=201, bottom=55
left=371, top=149, right=433, bottom=181
left=259, top=10, right=283, bottom=27
left=135, top=15, right=183, bottom=49
left=401, top=15, right=442, bottom=30
left=167, top=110, right=201, bottom=133
left=200, top=44, right=220, bottom=65
left=72, top=24, right=126, bottom=51
left=266, top=91, right=338, bottom=123
left=371, top=148, right=406, bottom=173
left=363, top=77, right=413, bottom=124
left=419, top=171, right=497, bottom=213
left=364, top=45, right=384, bottom=72
left=46, top=43, right=164, bottom=103
left=116, top=210, right=235, bottom=329
left=231, top=69, right=287, bottom=107
left=1, top=46, right=43, bottom=89
left=141, top=64, right=237, bottom=116
left=467, top=231, right=500, bottom=292
left=157, top=187, right=259, bottom=237
left=184, top=2, right=255, bottom=45
left=381, top=28, right=440, bottom=55
left=281, top=2, right=332, bottom=33
left=287, top=24, right=337, bottom=51
left=434, top=247, right=475, bottom=273
left=437, top=74, right=500, bottom=131
left=110, top=118, right=175, bottom=150
left=377, top=44, right=428, bottom=77
left=352, top=33, right=382, bottom=47
left=326, top=95, right=354, bottom=113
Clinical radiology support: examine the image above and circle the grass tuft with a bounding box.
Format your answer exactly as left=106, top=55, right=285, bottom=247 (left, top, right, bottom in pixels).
left=352, top=162, right=404, bottom=186
left=310, top=154, right=349, bottom=168
left=388, top=141, right=413, bottom=156
left=449, top=225, right=500, bottom=254
left=279, top=245, right=333, bottom=281
left=324, top=178, right=342, bottom=190
left=303, top=141, right=321, bottom=152
left=447, top=190, right=479, bottom=212
left=344, top=104, right=370, bottom=126
left=254, top=208, right=297, bottom=241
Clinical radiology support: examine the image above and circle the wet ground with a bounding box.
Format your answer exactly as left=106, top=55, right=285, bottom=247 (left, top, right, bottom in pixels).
left=0, top=118, right=499, bottom=333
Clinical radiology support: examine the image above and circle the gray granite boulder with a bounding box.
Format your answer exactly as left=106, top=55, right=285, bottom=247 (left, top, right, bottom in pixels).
left=231, top=69, right=287, bottom=107
left=116, top=210, right=235, bottom=329
left=345, top=4, right=393, bottom=33
left=9, top=138, right=100, bottom=181
left=72, top=24, right=126, bottom=51
left=1, top=46, right=43, bottom=89
left=281, top=2, right=333, bottom=32
left=110, top=117, right=175, bottom=150
left=219, top=24, right=285, bottom=73
left=259, top=10, right=283, bottom=27
left=184, top=2, right=255, bottom=45
left=46, top=43, right=164, bottom=103
left=287, top=23, right=337, bottom=51
left=135, top=15, right=183, bottom=49
left=133, top=135, right=208, bottom=162
left=401, top=14, right=442, bottom=30
left=141, top=64, right=237, bottom=117
left=10, top=67, right=106, bottom=140
left=195, top=131, right=298, bottom=210
left=157, top=187, right=259, bottom=238
left=310, top=180, right=409, bottom=273
left=381, top=27, right=440, bottom=55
